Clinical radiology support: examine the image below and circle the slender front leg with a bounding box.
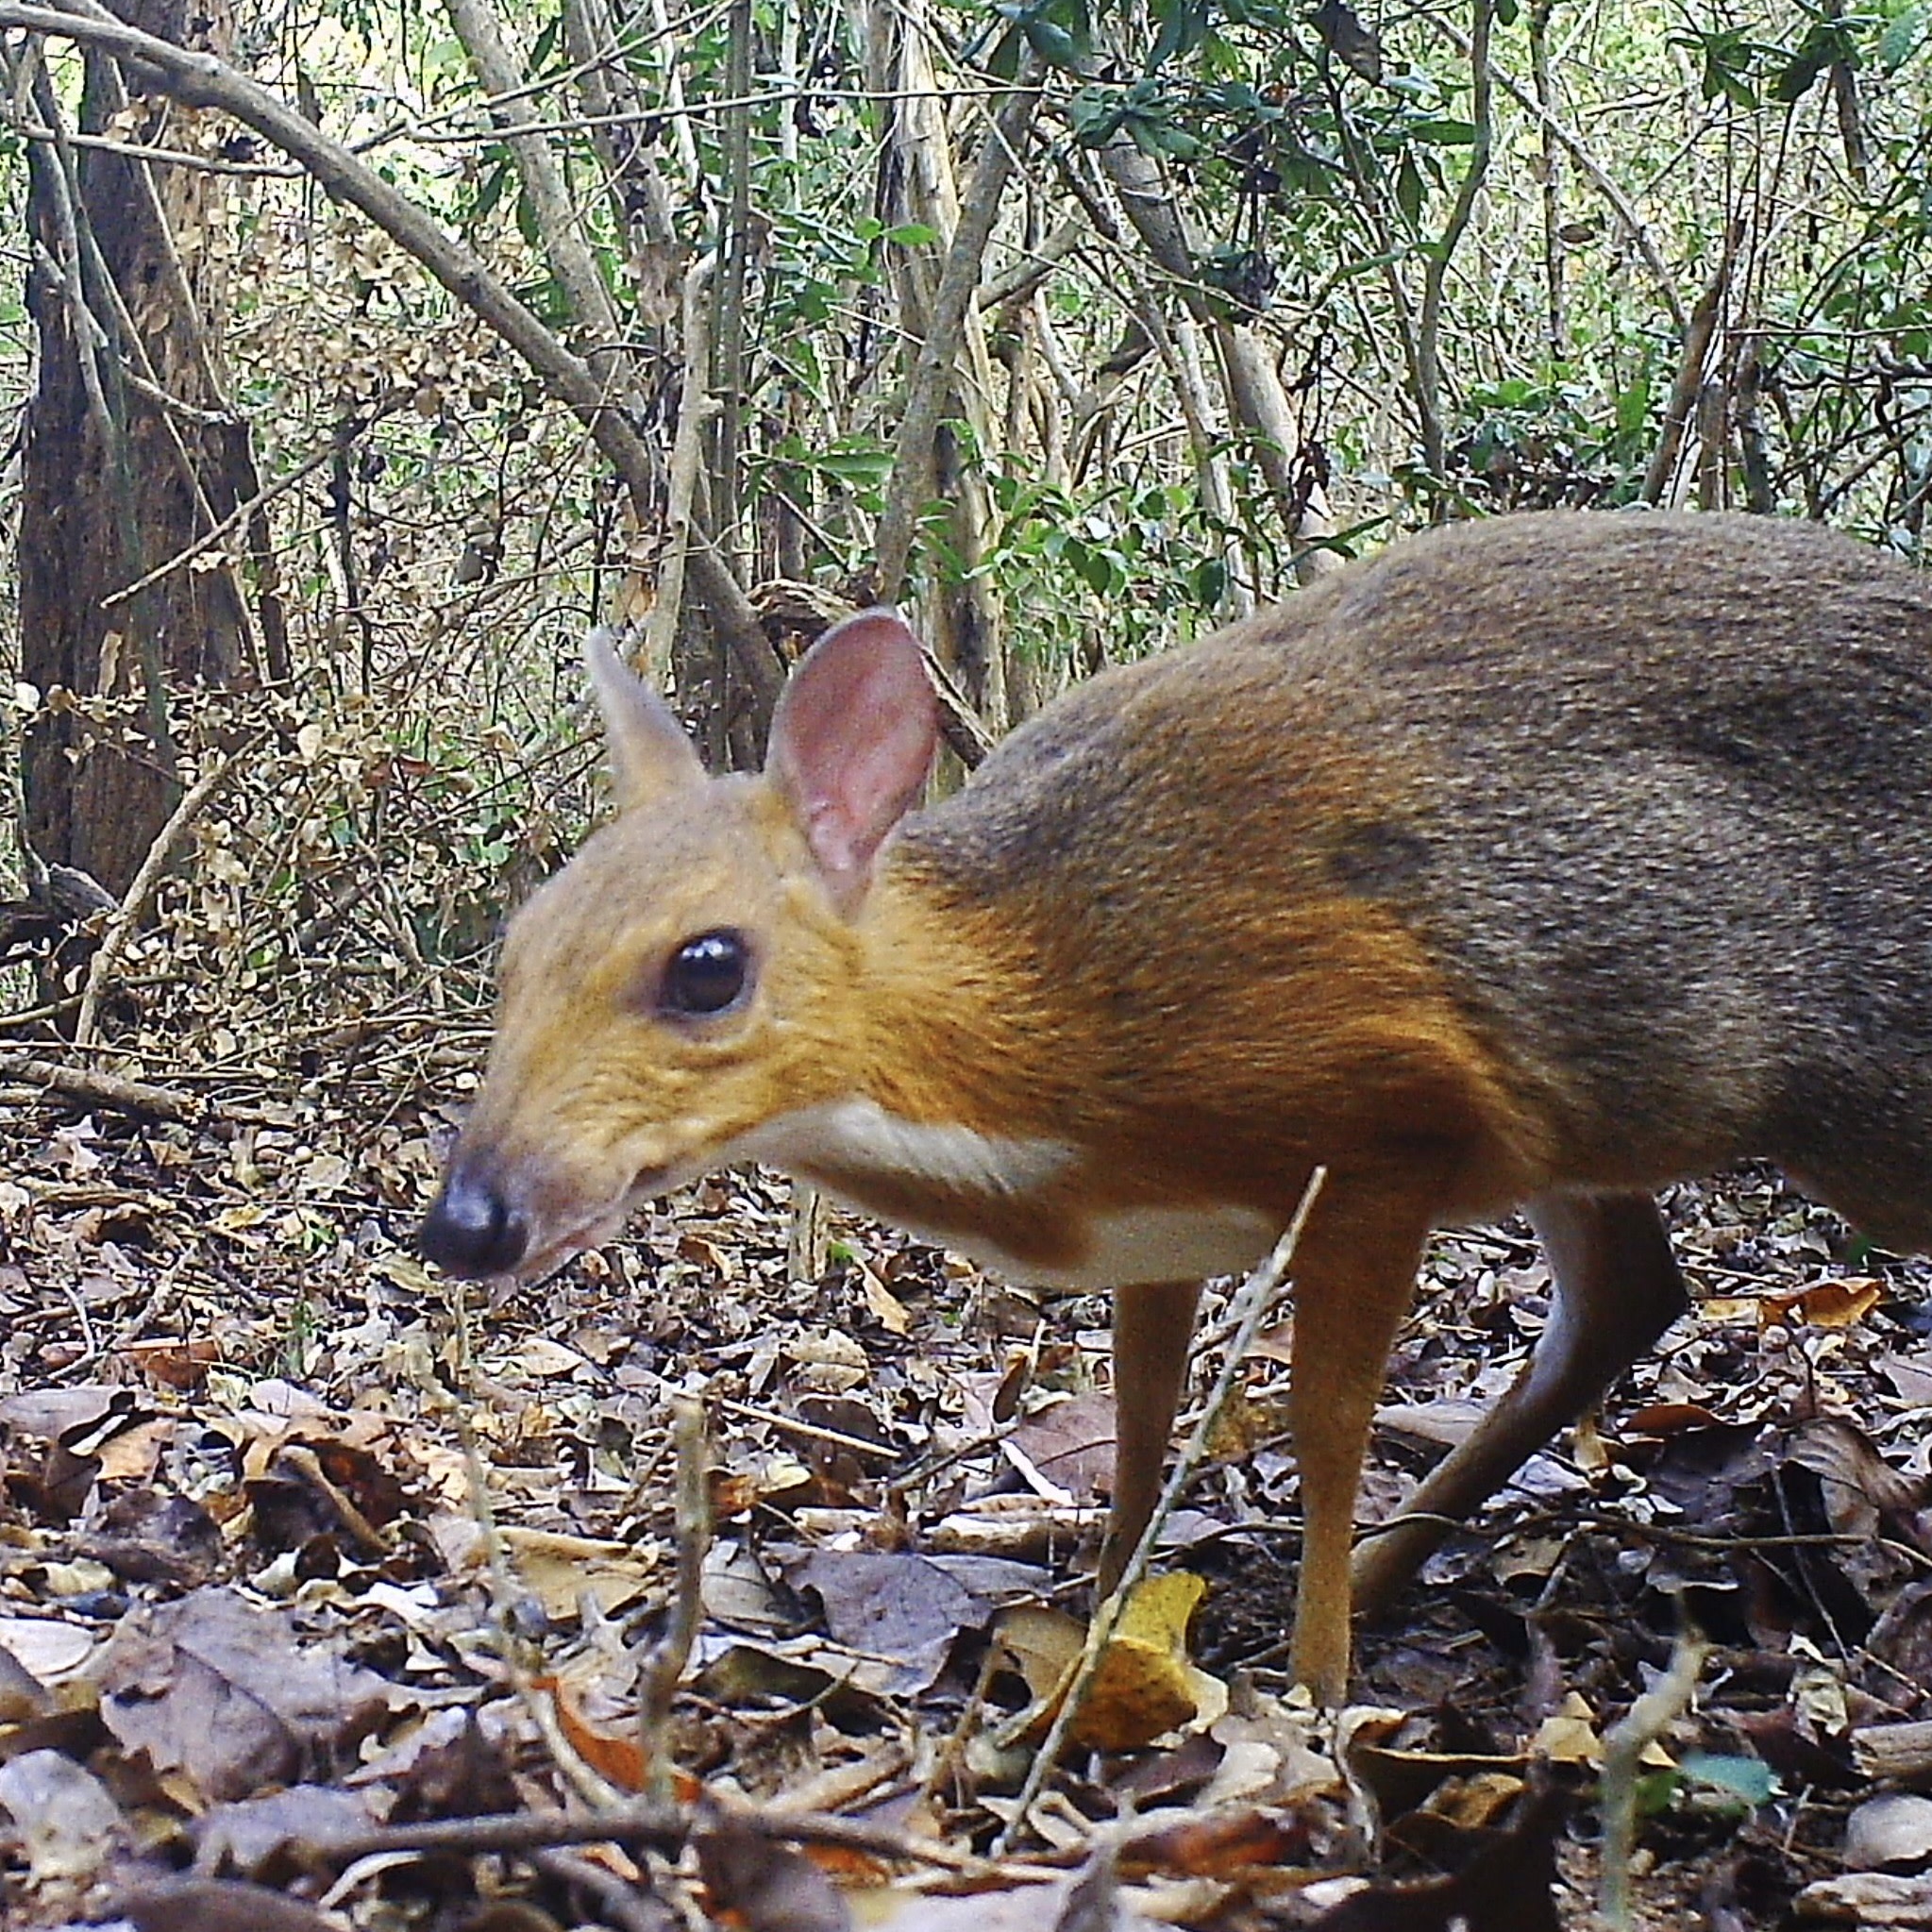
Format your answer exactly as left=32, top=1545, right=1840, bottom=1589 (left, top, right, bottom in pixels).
left=1351, top=1189, right=1687, bottom=1617
left=1284, top=1192, right=1435, bottom=1703
left=1100, top=1279, right=1202, bottom=1594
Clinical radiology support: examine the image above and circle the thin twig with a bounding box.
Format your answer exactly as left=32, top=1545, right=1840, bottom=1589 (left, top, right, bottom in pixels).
left=297, top=1794, right=983, bottom=1871
left=1416, top=0, right=1494, bottom=480
left=873, top=70, right=1044, bottom=601
left=55, top=1253, right=185, bottom=1380
left=1600, top=1624, right=1708, bottom=1928
left=916, top=1632, right=1002, bottom=1813
left=117, top=366, right=242, bottom=426
left=642, top=250, right=718, bottom=688
left=8, top=0, right=781, bottom=707
left=1427, top=9, right=1687, bottom=330
left=102, top=415, right=395, bottom=608
left=444, top=0, right=625, bottom=350
left=714, top=1395, right=900, bottom=1462
left=279, top=1443, right=395, bottom=1557
left=529, top=1847, right=673, bottom=1932
left=17, top=125, right=306, bottom=176
left=638, top=1397, right=710, bottom=1800
left=75, top=736, right=261, bottom=1049
left=408, top=1331, right=626, bottom=1811
left=0, top=1050, right=201, bottom=1121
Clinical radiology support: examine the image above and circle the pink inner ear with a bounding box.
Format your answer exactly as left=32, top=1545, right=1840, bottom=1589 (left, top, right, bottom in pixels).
left=767, top=610, right=937, bottom=891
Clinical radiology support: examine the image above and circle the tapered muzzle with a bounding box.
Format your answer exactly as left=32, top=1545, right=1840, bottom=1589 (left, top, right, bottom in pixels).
left=418, top=1161, right=529, bottom=1277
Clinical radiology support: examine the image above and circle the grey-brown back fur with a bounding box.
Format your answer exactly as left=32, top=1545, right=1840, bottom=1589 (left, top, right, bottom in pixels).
left=897, top=511, right=1932, bottom=1240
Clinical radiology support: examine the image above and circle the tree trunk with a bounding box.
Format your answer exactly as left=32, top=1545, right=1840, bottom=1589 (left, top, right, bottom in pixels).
left=20, top=0, right=264, bottom=898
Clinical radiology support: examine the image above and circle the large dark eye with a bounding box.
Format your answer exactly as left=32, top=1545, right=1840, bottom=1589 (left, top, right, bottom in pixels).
left=661, top=931, right=750, bottom=1016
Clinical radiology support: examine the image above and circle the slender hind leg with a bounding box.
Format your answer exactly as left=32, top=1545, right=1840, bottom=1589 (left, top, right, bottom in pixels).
left=1351, top=1189, right=1688, bottom=1617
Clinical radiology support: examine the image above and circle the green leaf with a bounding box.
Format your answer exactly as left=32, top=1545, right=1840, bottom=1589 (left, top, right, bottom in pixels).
left=1679, top=1753, right=1778, bottom=1806
left=1679, top=27, right=1765, bottom=106
left=1395, top=149, right=1425, bottom=227
left=470, top=153, right=512, bottom=227
left=1714, top=62, right=1758, bottom=107
left=1634, top=1769, right=1683, bottom=1819
left=1878, top=2, right=1926, bottom=69
left=1024, top=15, right=1084, bottom=66
left=1208, top=79, right=1264, bottom=112
left=1143, top=118, right=1203, bottom=157
left=983, top=21, right=1026, bottom=79
left=1069, top=89, right=1125, bottom=142
left=1772, top=21, right=1849, bottom=102
left=811, top=443, right=896, bottom=488
left=1063, top=535, right=1126, bottom=596
left=883, top=222, right=939, bottom=247
left=1403, top=117, right=1477, bottom=143
left=1150, top=0, right=1213, bottom=68
left=1615, top=373, right=1652, bottom=439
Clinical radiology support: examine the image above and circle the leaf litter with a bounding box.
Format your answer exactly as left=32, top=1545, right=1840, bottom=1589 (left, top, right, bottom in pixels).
left=3, top=1072, right=1932, bottom=1929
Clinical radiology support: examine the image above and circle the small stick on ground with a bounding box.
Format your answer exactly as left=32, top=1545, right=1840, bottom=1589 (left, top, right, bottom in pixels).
left=530, top=1846, right=676, bottom=1932
left=297, top=1795, right=986, bottom=1872
left=716, top=1396, right=899, bottom=1462
left=994, top=1168, right=1327, bottom=1855
left=1600, top=1623, right=1708, bottom=1928
left=279, top=1443, right=395, bottom=1557
left=76, top=736, right=262, bottom=1049
left=638, top=1396, right=711, bottom=1800
left=0, top=1050, right=201, bottom=1121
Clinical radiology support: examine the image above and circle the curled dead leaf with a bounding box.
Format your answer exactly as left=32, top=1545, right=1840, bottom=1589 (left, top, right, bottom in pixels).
left=996, top=1573, right=1226, bottom=1753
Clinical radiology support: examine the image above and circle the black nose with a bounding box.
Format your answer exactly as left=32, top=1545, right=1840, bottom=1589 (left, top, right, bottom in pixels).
left=419, top=1165, right=529, bottom=1277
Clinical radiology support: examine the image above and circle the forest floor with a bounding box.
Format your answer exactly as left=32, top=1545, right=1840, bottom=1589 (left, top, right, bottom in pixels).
left=1, top=1067, right=1930, bottom=1931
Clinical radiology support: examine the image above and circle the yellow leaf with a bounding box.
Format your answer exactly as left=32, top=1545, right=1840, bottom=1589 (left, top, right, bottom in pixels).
left=1535, top=1692, right=1602, bottom=1766
left=859, top=1263, right=910, bottom=1336
left=995, top=1573, right=1225, bottom=1754
left=502, top=1527, right=659, bottom=1620
left=1763, top=1278, right=1884, bottom=1330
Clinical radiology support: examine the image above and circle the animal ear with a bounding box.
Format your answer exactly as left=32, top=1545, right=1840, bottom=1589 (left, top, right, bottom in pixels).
left=766, top=609, right=937, bottom=903
left=585, top=628, right=705, bottom=811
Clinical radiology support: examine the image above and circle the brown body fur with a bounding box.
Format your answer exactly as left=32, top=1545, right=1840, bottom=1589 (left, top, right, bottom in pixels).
left=426, top=510, right=1932, bottom=1701
left=891, top=512, right=1932, bottom=1242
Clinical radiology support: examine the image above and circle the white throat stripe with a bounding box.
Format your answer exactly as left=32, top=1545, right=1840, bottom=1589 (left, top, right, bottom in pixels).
left=734, top=1100, right=1074, bottom=1197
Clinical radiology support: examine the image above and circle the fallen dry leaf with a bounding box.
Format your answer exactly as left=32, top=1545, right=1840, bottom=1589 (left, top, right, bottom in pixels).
left=90, top=1587, right=402, bottom=1803
left=998, top=1572, right=1225, bottom=1753
left=1762, top=1278, right=1886, bottom=1331
left=1844, top=1792, right=1932, bottom=1873
left=0, top=1748, right=125, bottom=1881
left=498, top=1525, right=661, bottom=1619
left=114, top=1875, right=344, bottom=1932
left=1118, top=1806, right=1309, bottom=1877
left=696, top=1805, right=851, bottom=1932
left=0, top=1616, right=96, bottom=1684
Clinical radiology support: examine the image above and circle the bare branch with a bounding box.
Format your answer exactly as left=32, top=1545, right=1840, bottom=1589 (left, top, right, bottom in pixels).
left=75, top=736, right=261, bottom=1049
left=873, top=76, right=1044, bottom=603
left=443, top=0, right=627, bottom=354
left=7, top=0, right=782, bottom=710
